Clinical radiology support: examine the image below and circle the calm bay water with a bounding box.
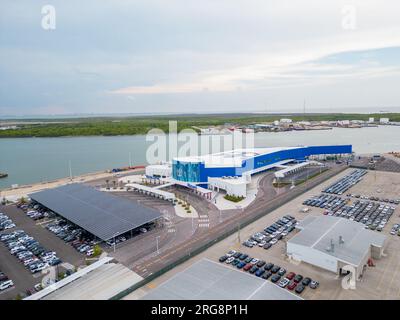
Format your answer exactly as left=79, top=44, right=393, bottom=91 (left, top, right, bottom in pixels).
left=0, top=126, right=398, bottom=189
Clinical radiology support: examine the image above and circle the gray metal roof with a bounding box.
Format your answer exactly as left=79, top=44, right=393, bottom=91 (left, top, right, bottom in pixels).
left=29, top=183, right=162, bottom=241
left=142, top=258, right=302, bottom=300
left=289, top=216, right=386, bottom=266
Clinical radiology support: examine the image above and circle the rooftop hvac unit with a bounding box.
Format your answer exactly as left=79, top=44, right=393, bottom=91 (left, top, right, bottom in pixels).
left=339, top=235, right=345, bottom=245
left=325, top=239, right=335, bottom=252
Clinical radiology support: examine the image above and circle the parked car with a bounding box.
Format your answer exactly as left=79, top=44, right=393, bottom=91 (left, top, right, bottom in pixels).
left=271, top=265, right=281, bottom=273
left=302, top=277, right=312, bottom=286
left=286, top=272, right=296, bottom=280
left=295, top=284, right=305, bottom=294
left=264, top=263, right=274, bottom=271
left=278, top=268, right=286, bottom=276
left=262, top=271, right=272, bottom=280
left=294, top=274, right=304, bottom=283
left=0, top=280, right=14, bottom=291
left=287, top=281, right=297, bottom=290
left=278, top=278, right=290, bottom=288
left=243, top=263, right=253, bottom=272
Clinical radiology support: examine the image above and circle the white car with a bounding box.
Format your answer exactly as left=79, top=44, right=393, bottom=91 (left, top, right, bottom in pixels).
left=0, top=280, right=14, bottom=291
left=278, top=278, right=290, bottom=288
left=225, top=257, right=235, bottom=264
left=226, top=250, right=236, bottom=257
left=270, top=238, right=278, bottom=245
left=250, top=258, right=259, bottom=264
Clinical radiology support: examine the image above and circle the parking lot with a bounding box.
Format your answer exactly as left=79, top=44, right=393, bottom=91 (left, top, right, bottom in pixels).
left=125, top=168, right=400, bottom=300
left=351, top=155, right=400, bottom=173
left=0, top=204, right=85, bottom=300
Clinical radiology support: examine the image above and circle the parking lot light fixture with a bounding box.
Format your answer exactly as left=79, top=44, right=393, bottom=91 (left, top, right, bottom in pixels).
left=156, top=236, right=160, bottom=255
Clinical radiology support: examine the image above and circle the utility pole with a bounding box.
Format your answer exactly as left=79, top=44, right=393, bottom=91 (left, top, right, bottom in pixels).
left=156, top=236, right=160, bottom=255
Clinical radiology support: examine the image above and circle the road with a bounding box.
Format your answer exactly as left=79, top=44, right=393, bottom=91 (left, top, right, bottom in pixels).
left=129, top=165, right=346, bottom=278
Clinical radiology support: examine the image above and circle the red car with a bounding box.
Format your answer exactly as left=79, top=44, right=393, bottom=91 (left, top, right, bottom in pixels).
left=243, top=263, right=253, bottom=271
left=286, top=272, right=296, bottom=280
left=287, top=281, right=297, bottom=290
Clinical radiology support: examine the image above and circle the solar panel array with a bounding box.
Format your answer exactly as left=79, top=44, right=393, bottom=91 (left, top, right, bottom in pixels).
left=30, top=183, right=162, bottom=241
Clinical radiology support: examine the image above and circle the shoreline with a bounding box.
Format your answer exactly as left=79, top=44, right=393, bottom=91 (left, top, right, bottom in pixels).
left=0, top=167, right=144, bottom=200
left=0, top=124, right=390, bottom=139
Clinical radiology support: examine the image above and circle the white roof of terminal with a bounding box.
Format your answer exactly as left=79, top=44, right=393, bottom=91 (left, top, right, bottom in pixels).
left=289, top=216, right=386, bottom=266
left=174, top=147, right=304, bottom=168
left=142, top=258, right=301, bottom=300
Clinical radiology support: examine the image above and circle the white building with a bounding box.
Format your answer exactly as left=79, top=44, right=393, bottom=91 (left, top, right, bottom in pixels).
left=380, top=117, right=390, bottom=124
left=287, top=216, right=386, bottom=279
left=280, top=118, right=293, bottom=123
left=208, top=175, right=250, bottom=198
left=145, top=163, right=172, bottom=178
left=337, top=120, right=350, bottom=126
left=368, top=117, right=375, bottom=123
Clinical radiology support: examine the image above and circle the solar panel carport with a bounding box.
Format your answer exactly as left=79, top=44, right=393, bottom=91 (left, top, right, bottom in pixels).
left=29, top=183, right=162, bottom=241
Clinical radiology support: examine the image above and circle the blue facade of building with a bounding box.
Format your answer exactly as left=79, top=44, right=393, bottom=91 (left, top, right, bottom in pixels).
left=172, top=145, right=352, bottom=183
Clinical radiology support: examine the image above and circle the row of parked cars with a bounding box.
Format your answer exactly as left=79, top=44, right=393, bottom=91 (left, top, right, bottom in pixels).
left=332, top=200, right=395, bottom=231
left=347, top=194, right=400, bottom=205
left=0, top=212, right=16, bottom=231
left=219, top=250, right=319, bottom=295
left=322, top=169, right=367, bottom=195
left=46, top=219, right=96, bottom=256
left=304, top=193, right=396, bottom=231
left=303, top=194, right=347, bottom=211
left=243, top=215, right=297, bottom=249
left=0, top=269, right=14, bottom=292
left=0, top=230, right=62, bottom=274
left=18, top=202, right=55, bottom=221
left=19, top=201, right=97, bottom=255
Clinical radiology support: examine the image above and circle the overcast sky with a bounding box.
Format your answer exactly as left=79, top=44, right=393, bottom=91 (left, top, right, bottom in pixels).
left=1, top=0, right=400, bottom=116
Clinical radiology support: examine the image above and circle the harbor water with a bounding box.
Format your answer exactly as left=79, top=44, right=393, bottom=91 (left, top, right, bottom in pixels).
left=0, top=126, right=399, bottom=189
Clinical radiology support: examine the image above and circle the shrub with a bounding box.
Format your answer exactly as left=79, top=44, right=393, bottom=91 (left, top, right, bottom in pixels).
left=224, top=194, right=245, bottom=203
left=92, top=244, right=103, bottom=257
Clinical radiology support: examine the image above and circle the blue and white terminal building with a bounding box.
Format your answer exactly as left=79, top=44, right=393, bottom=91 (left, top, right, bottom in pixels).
left=145, top=145, right=352, bottom=199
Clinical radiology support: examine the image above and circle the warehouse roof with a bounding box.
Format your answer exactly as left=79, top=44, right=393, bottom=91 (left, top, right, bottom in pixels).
left=174, top=147, right=301, bottom=168
left=289, top=215, right=386, bottom=266
left=30, top=183, right=162, bottom=241
left=142, top=258, right=301, bottom=300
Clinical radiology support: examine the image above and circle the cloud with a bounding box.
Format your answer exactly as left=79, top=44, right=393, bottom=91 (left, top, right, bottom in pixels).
left=1, top=0, right=400, bottom=114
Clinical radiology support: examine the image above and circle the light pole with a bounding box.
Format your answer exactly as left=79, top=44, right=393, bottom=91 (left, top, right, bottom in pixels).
left=156, top=236, right=160, bottom=255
